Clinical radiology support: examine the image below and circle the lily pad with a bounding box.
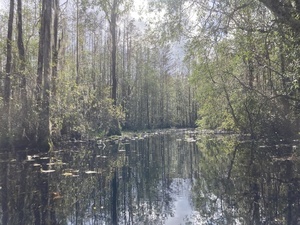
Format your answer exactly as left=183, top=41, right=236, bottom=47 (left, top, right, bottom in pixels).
left=62, top=172, right=73, bottom=176
left=41, top=169, right=55, bottom=173
left=85, top=171, right=97, bottom=174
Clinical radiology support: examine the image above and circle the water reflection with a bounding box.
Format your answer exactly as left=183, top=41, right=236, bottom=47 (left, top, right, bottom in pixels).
left=195, top=136, right=300, bottom=225
left=0, top=131, right=300, bottom=224
left=0, top=130, right=201, bottom=225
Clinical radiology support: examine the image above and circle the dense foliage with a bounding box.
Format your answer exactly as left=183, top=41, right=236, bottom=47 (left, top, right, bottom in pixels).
left=0, top=0, right=197, bottom=150
left=149, top=0, right=300, bottom=138
left=1, top=0, right=300, bottom=150
left=192, top=0, right=300, bottom=139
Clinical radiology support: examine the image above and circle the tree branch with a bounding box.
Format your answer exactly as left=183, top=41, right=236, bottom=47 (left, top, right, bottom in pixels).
left=258, top=0, right=300, bottom=32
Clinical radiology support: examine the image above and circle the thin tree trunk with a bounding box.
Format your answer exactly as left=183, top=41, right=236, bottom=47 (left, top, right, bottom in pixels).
left=111, top=0, right=118, bottom=105
left=37, top=0, right=52, bottom=150
left=36, top=0, right=45, bottom=105
left=2, top=0, right=14, bottom=146
left=4, top=0, right=14, bottom=108
left=107, top=0, right=121, bottom=136
left=17, top=0, right=29, bottom=143
left=52, top=0, right=59, bottom=97
left=76, top=0, right=80, bottom=85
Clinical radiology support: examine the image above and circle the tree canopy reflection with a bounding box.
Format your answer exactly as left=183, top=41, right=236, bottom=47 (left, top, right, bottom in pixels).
left=0, top=130, right=201, bottom=224
left=1, top=131, right=300, bottom=224
left=193, top=135, right=300, bottom=224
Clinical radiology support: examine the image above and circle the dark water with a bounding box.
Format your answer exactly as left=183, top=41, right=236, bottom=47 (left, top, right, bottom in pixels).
left=1, top=129, right=300, bottom=225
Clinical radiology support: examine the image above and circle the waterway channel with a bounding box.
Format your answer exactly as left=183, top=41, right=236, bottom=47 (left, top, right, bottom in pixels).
left=0, top=129, right=300, bottom=224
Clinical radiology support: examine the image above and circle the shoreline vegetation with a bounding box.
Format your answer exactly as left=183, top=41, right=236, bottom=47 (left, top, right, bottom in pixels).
left=58, top=127, right=299, bottom=148
left=1, top=1, right=300, bottom=150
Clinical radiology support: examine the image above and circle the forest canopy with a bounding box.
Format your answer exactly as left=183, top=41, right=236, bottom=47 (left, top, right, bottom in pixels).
left=0, top=0, right=300, bottom=150
left=0, top=0, right=197, bottom=150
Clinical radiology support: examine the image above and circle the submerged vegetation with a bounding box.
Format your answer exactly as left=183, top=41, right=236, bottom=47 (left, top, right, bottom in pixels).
left=1, top=0, right=300, bottom=149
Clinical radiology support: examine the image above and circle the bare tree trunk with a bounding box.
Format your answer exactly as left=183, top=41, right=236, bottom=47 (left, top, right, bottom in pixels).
left=1, top=0, right=14, bottom=146
left=76, top=0, right=80, bottom=85
left=4, top=0, right=14, bottom=110
left=37, top=0, right=52, bottom=150
left=36, top=0, right=45, bottom=106
left=17, top=0, right=29, bottom=143
left=107, top=0, right=121, bottom=136
left=52, top=0, right=59, bottom=97
left=111, top=0, right=118, bottom=105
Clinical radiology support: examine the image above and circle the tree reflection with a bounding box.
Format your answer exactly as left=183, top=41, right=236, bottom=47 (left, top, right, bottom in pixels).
left=1, top=152, right=9, bottom=225
left=193, top=135, right=300, bottom=224
left=3, top=132, right=300, bottom=224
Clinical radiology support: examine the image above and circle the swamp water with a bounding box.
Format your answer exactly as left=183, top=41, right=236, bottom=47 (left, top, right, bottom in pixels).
left=1, top=129, right=300, bottom=224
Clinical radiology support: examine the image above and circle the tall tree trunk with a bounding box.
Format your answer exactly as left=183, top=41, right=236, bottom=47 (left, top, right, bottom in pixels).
left=52, top=0, right=59, bottom=97
left=107, top=0, right=121, bottom=136
left=37, top=0, right=52, bottom=151
left=17, top=0, right=29, bottom=144
left=1, top=0, right=14, bottom=147
left=36, top=0, right=45, bottom=106
left=76, top=0, right=80, bottom=85
left=111, top=0, right=118, bottom=105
